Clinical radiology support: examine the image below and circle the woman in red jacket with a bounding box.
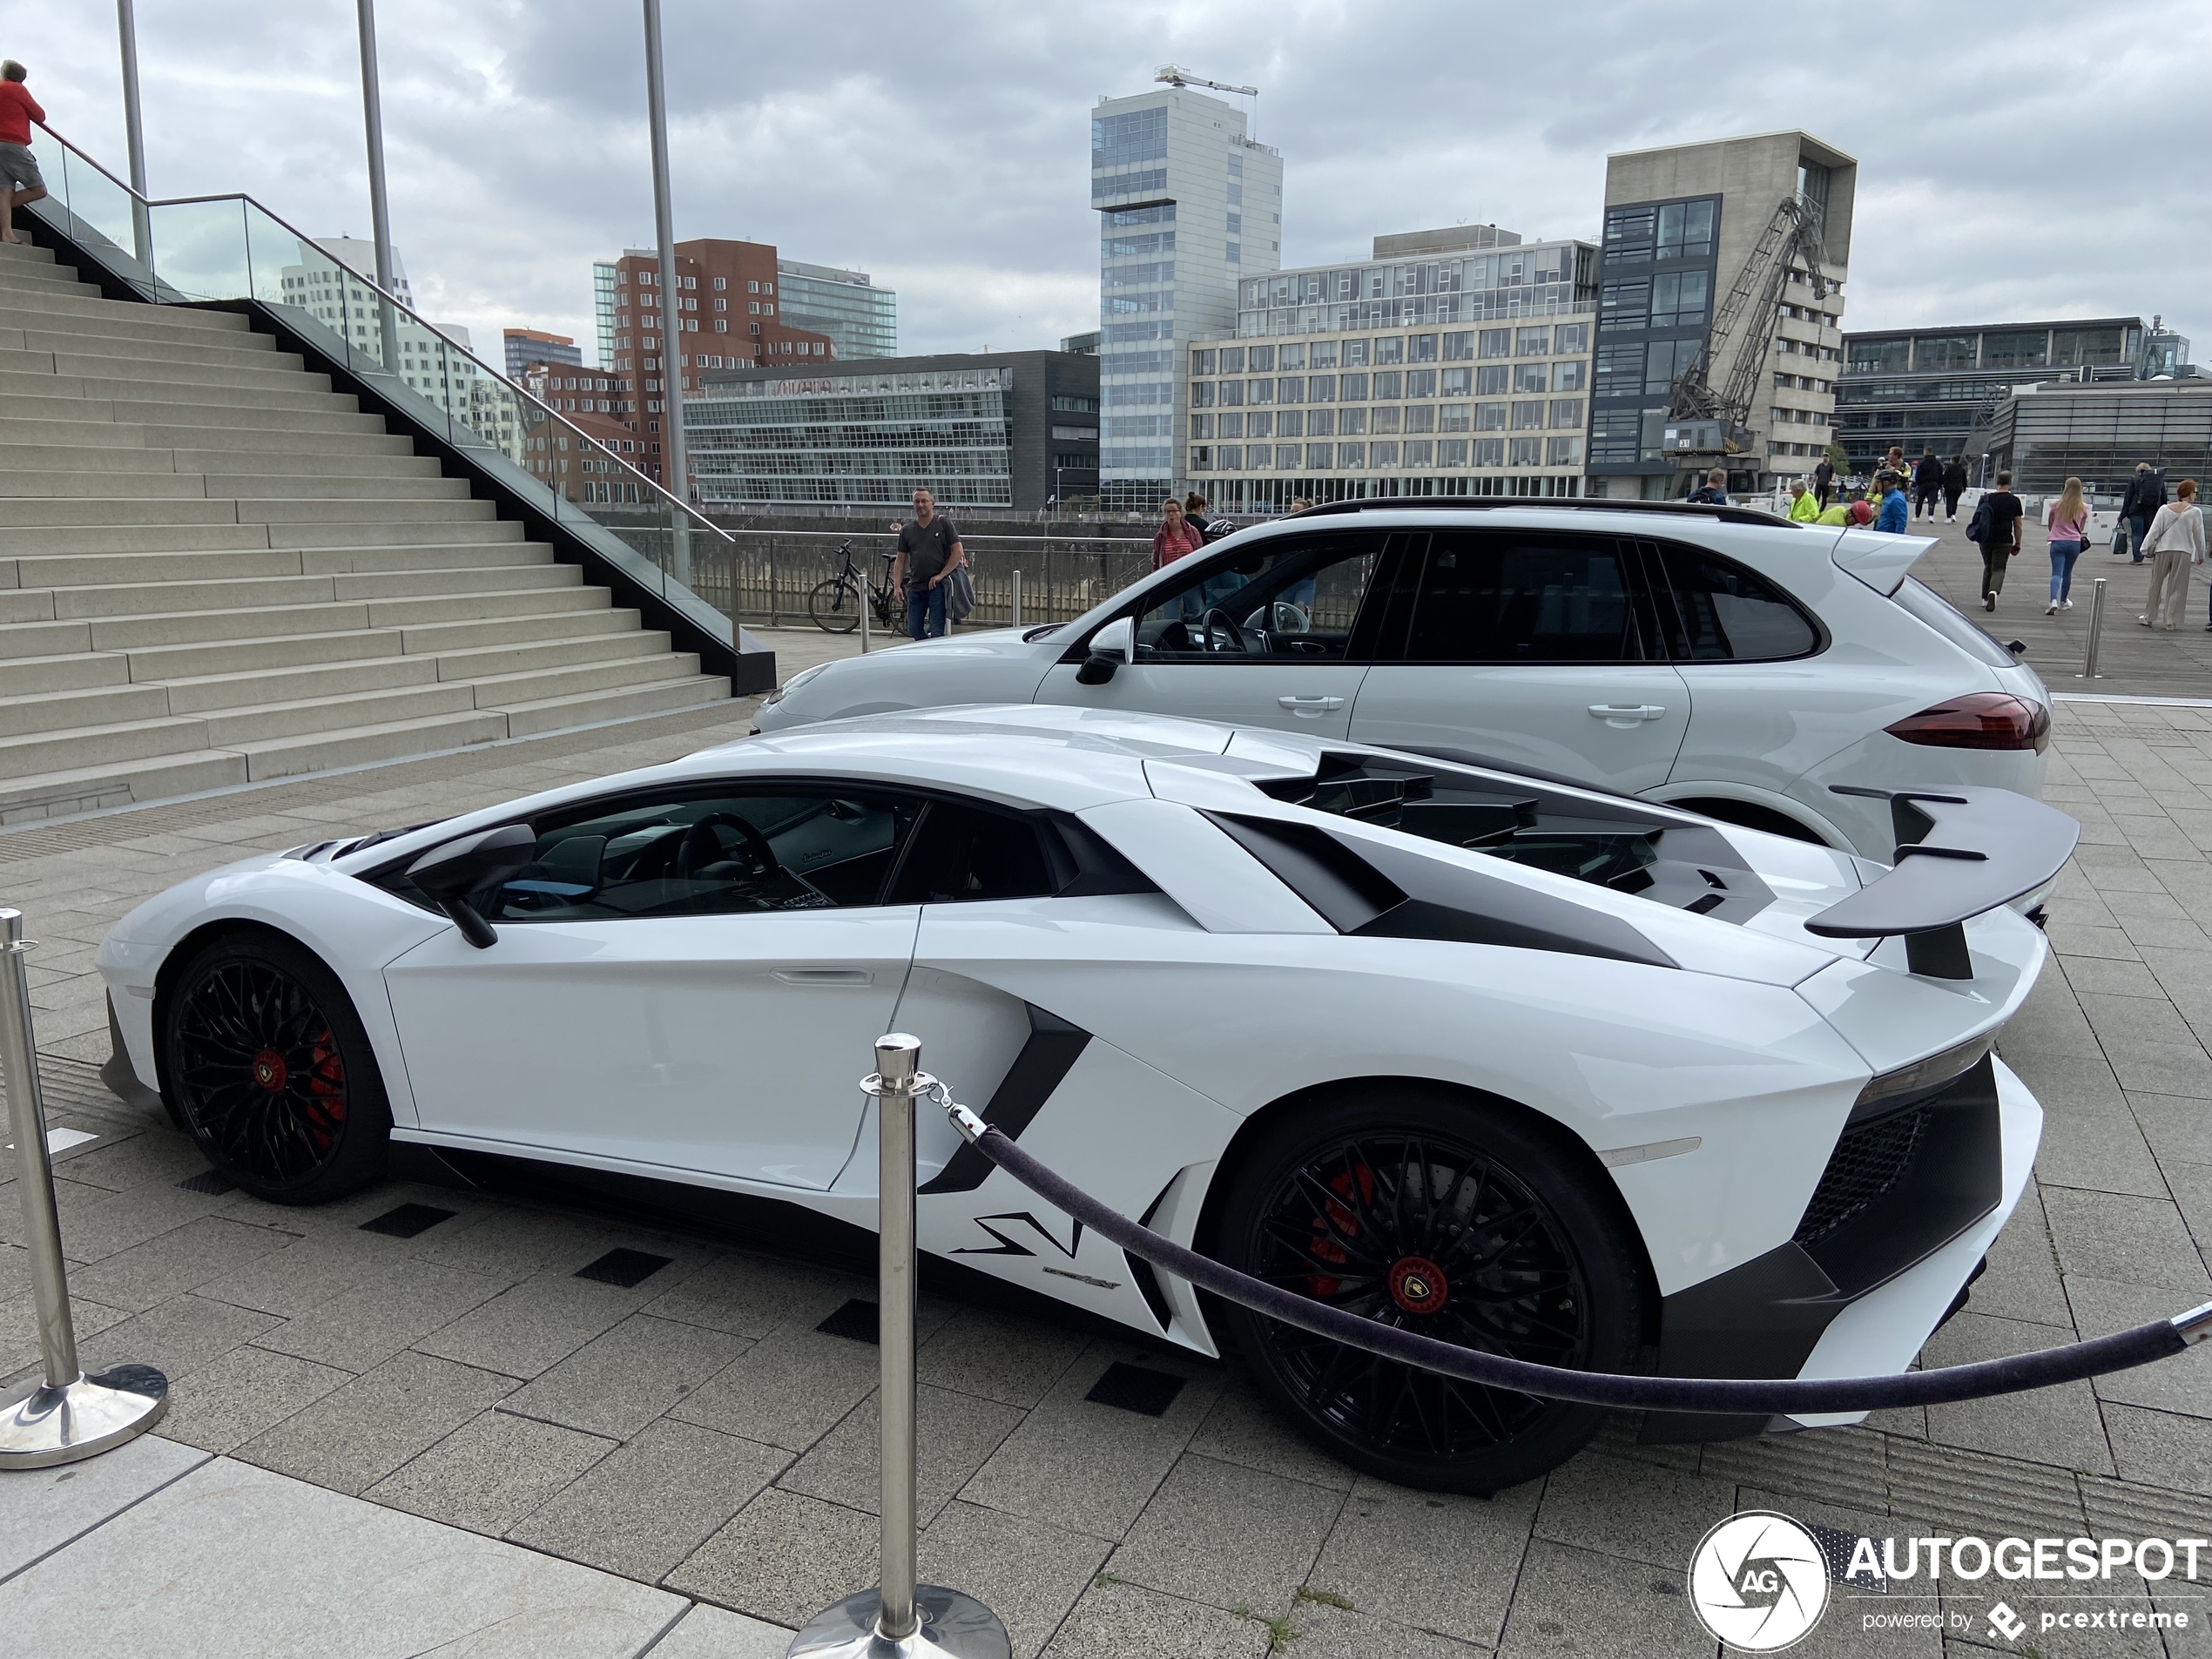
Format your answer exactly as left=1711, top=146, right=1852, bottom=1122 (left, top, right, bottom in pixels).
left=1152, top=498, right=1203, bottom=570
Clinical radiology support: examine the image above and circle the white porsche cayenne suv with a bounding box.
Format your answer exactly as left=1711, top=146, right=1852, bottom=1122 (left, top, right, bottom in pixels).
left=755, top=501, right=2052, bottom=860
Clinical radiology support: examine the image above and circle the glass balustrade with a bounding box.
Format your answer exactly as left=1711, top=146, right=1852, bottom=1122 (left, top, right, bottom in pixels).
left=26, top=125, right=735, bottom=637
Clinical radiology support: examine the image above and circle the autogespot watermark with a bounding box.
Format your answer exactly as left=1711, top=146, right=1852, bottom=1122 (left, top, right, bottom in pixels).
left=1686, top=1509, right=2207, bottom=1652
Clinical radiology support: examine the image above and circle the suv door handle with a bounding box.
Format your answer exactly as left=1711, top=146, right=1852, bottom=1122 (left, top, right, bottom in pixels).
left=1278, top=694, right=1345, bottom=715
left=1588, top=704, right=1669, bottom=722
left=771, top=968, right=873, bottom=986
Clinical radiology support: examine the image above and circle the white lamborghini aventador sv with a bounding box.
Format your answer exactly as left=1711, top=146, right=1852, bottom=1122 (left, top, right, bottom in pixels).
left=98, top=705, right=2074, bottom=1492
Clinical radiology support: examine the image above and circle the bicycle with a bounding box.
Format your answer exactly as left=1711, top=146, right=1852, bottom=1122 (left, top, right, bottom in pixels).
left=807, top=540, right=899, bottom=635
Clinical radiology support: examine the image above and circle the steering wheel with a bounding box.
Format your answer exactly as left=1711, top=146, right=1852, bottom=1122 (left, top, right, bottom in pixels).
left=1201, top=607, right=1254, bottom=654
left=678, top=812, right=779, bottom=880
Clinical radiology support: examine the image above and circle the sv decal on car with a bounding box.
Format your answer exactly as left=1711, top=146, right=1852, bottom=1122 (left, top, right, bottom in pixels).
left=954, top=1211, right=1121, bottom=1290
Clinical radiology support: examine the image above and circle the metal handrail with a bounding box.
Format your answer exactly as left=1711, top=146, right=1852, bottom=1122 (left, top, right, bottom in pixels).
left=30, top=120, right=730, bottom=545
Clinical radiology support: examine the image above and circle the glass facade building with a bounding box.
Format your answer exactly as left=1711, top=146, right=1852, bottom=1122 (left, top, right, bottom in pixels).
left=776, top=260, right=898, bottom=359
left=1185, top=233, right=1597, bottom=511
left=1977, top=379, right=2212, bottom=496
left=1586, top=133, right=1855, bottom=499
left=686, top=350, right=1096, bottom=510
left=1837, top=317, right=2146, bottom=475
left=1092, top=87, right=1282, bottom=509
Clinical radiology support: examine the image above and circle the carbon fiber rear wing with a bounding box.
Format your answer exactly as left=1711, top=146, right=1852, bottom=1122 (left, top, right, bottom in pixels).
left=1806, top=786, right=2080, bottom=977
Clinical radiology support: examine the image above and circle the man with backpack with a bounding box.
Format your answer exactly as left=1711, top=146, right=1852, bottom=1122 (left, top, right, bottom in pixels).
left=2120, top=462, right=2167, bottom=563
left=1966, top=471, right=2026, bottom=611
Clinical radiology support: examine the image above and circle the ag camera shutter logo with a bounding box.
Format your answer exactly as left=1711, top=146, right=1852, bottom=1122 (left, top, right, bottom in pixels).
left=1688, top=1510, right=1831, bottom=1651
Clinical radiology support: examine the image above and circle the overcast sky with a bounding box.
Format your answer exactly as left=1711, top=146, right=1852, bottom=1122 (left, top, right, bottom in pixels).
left=17, top=1, right=2211, bottom=368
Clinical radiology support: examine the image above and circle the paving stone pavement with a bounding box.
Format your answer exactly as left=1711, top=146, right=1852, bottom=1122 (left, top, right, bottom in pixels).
left=0, top=652, right=2209, bottom=1656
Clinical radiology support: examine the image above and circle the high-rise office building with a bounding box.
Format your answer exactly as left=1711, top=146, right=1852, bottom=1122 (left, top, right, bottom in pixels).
left=503, top=327, right=581, bottom=380
left=775, top=260, right=897, bottom=359
left=1184, top=226, right=1598, bottom=511
left=592, top=259, right=626, bottom=368
left=1837, top=316, right=2148, bottom=474
left=1091, top=84, right=1282, bottom=509
left=1585, top=132, right=1856, bottom=498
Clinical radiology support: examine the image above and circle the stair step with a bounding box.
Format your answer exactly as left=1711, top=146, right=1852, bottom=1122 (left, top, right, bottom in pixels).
left=397, top=608, right=644, bottom=655
left=0, top=292, right=258, bottom=336
left=0, top=373, right=356, bottom=414
left=0, top=749, right=248, bottom=826
left=0, top=680, right=172, bottom=738
left=11, top=548, right=309, bottom=588
left=0, top=523, right=274, bottom=555
left=160, top=654, right=442, bottom=712
left=0, top=470, right=211, bottom=501
left=467, top=652, right=707, bottom=706
left=239, top=708, right=510, bottom=781
left=489, top=675, right=732, bottom=738
left=0, top=244, right=59, bottom=266
left=17, top=328, right=292, bottom=368
left=430, top=629, right=669, bottom=680
left=299, top=542, right=551, bottom=575
left=204, top=474, right=475, bottom=502
left=201, top=680, right=485, bottom=745
left=0, top=272, right=104, bottom=298
left=0, top=497, right=246, bottom=528
left=233, top=497, right=499, bottom=526
left=40, top=564, right=578, bottom=620
left=0, top=714, right=216, bottom=782
left=366, top=584, right=614, bottom=630
left=0, top=416, right=402, bottom=452
left=267, top=520, right=527, bottom=550
left=0, top=651, right=132, bottom=698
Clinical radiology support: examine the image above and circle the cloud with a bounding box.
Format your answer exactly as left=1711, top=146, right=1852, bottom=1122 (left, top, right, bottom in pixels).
left=12, top=0, right=2209, bottom=367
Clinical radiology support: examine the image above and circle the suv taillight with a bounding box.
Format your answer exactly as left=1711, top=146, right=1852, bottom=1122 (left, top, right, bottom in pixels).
left=1885, top=693, right=2050, bottom=753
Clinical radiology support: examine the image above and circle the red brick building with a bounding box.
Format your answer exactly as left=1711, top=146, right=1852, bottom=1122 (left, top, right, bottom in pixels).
left=604, top=239, right=834, bottom=488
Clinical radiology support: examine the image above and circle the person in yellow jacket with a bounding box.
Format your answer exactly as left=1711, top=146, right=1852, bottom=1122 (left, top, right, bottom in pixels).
left=1816, top=497, right=1851, bottom=525
left=1786, top=480, right=1821, bottom=522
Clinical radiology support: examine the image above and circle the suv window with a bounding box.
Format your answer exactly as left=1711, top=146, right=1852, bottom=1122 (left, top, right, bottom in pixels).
left=1396, top=530, right=1656, bottom=664
left=1648, top=543, right=1821, bottom=661
left=460, top=788, right=919, bottom=921
left=1134, top=533, right=1386, bottom=663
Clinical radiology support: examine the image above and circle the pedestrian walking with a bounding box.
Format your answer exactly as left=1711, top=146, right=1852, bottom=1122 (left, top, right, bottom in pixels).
left=1913, top=448, right=1945, bottom=520
left=1941, top=455, right=1969, bottom=522
left=1152, top=497, right=1204, bottom=570
left=1875, top=471, right=1910, bottom=532
left=1813, top=454, right=1837, bottom=509
left=2120, top=462, right=2167, bottom=563
left=1787, top=479, right=1821, bottom=521
left=1966, top=470, right=2025, bottom=611
left=891, top=487, right=965, bottom=641
left=2043, top=475, right=2090, bottom=613
left=0, top=62, right=49, bottom=246
left=1687, top=468, right=1729, bottom=505
left=2140, top=479, right=2205, bottom=631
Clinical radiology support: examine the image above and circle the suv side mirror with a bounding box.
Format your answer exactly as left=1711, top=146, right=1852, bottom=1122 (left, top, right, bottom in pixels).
left=407, top=823, right=536, bottom=949
left=1076, top=616, right=1136, bottom=685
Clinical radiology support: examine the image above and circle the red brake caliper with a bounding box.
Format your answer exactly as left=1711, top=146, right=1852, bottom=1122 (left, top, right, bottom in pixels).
left=1307, top=1164, right=1376, bottom=1298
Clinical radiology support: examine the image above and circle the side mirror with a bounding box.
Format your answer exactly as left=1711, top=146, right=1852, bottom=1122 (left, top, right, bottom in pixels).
left=1076, top=616, right=1135, bottom=686
left=2007, top=640, right=2027, bottom=656
left=407, top=823, right=536, bottom=949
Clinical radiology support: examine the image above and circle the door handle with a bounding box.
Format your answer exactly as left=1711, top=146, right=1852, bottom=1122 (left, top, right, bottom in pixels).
left=770, top=968, right=873, bottom=986
left=1587, top=704, right=1668, bottom=722
left=1278, top=694, right=1345, bottom=715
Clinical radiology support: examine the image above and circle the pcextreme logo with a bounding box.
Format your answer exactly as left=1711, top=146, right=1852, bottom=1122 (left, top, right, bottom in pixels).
left=1688, top=1511, right=1831, bottom=1651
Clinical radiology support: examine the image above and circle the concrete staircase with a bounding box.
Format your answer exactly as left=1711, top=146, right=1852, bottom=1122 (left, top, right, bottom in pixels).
left=0, top=239, right=731, bottom=823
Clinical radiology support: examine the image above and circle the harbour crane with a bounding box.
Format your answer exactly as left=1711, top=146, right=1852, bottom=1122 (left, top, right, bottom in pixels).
left=1153, top=64, right=1260, bottom=137
left=1662, top=195, right=1831, bottom=465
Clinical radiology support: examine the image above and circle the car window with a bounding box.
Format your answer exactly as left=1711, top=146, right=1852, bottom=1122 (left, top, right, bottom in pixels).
left=1397, top=530, right=1654, bottom=664
left=483, top=788, right=920, bottom=921
left=1135, top=533, right=1386, bottom=664
left=886, top=799, right=1056, bottom=905
left=1893, top=576, right=2019, bottom=669
left=1649, top=543, right=1821, bottom=662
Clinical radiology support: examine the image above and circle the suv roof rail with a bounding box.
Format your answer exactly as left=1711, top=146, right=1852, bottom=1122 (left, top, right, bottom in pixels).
left=1289, top=496, right=1792, bottom=529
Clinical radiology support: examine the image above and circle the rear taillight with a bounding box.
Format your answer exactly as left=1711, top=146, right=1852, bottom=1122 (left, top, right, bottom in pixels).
left=1885, top=693, right=2050, bottom=753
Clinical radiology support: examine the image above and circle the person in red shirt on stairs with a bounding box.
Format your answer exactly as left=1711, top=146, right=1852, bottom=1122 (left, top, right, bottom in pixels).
left=0, top=61, right=51, bottom=246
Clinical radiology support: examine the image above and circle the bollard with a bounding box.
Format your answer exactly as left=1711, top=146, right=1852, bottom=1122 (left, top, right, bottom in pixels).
left=860, top=578, right=871, bottom=656
left=0, top=908, right=167, bottom=1468
left=2079, top=576, right=2107, bottom=679
left=789, top=1035, right=1009, bottom=1659
left=1011, top=569, right=1022, bottom=631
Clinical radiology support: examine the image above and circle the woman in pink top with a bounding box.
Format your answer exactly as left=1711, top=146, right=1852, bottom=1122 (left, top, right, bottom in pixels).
left=2043, top=476, right=2089, bottom=614
left=1151, top=498, right=1203, bottom=570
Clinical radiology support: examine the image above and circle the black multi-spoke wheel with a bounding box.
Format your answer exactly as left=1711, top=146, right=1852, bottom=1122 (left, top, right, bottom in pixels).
left=162, top=934, right=391, bottom=1204
left=1214, top=1089, right=1647, bottom=1494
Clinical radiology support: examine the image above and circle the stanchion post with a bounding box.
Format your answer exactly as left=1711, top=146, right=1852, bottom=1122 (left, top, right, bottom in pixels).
left=788, top=1035, right=1009, bottom=1659
left=1011, top=569, right=1022, bottom=630
left=2080, top=576, right=2107, bottom=679
left=860, top=578, right=871, bottom=655
left=0, top=908, right=167, bottom=1468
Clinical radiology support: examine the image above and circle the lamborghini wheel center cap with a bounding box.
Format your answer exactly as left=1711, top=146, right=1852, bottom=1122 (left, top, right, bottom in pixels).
left=1389, top=1256, right=1448, bottom=1315
left=251, top=1049, right=288, bottom=1092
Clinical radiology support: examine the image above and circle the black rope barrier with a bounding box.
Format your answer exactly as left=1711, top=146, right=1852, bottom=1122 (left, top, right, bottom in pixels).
left=941, top=1104, right=2212, bottom=1416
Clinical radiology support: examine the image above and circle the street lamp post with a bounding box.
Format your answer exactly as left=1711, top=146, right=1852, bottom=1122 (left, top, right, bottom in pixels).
left=354, top=0, right=402, bottom=372
left=114, top=0, right=151, bottom=264
left=642, top=0, right=691, bottom=587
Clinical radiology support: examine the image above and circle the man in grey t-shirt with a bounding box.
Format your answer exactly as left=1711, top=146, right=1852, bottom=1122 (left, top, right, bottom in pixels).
left=891, top=488, right=965, bottom=639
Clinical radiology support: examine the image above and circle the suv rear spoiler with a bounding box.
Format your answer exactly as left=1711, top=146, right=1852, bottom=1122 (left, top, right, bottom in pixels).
left=1805, top=786, right=2078, bottom=977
